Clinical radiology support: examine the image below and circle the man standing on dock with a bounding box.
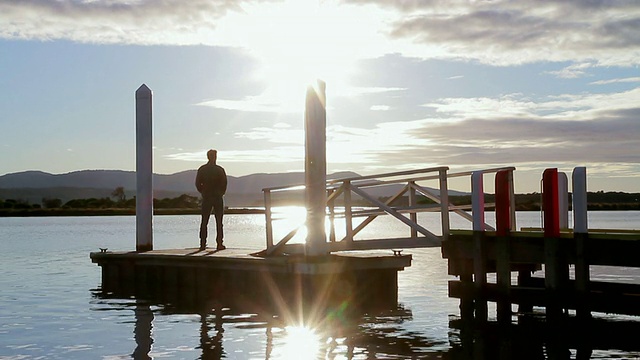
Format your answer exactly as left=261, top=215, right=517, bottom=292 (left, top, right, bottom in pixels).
left=195, top=149, right=228, bottom=251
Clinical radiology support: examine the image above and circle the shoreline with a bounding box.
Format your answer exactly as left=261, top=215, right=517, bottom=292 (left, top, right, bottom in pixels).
left=0, top=207, right=266, bottom=217
left=1, top=206, right=638, bottom=217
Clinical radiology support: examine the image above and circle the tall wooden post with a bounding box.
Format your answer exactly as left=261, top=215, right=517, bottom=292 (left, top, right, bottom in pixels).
left=136, top=84, right=153, bottom=252
left=558, top=172, right=569, bottom=230
left=304, top=80, right=328, bottom=256
left=542, top=168, right=560, bottom=238
left=471, top=171, right=487, bottom=320
left=573, top=167, right=591, bottom=321
left=542, top=168, right=565, bottom=321
left=495, top=170, right=512, bottom=323
left=471, top=171, right=485, bottom=232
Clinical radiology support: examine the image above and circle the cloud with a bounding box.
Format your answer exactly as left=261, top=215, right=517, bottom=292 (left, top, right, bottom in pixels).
left=591, top=77, right=640, bottom=85
left=0, top=0, right=250, bottom=44
left=346, top=0, right=640, bottom=67
left=196, top=85, right=407, bottom=113
left=189, top=85, right=640, bottom=176
left=5, top=0, right=639, bottom=69
left=425, top=88, right=640, bottom=120
left=235, top=127, right=304, bottom=144
left=386, top=88, right=640, bottom=172
left=166, top=147, right=303, bottom=163
left=544, top=62, right=596, bottom=79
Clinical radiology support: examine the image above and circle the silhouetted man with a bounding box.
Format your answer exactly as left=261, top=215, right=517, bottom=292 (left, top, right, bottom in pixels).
left=196, top=149, right=227, bottom=250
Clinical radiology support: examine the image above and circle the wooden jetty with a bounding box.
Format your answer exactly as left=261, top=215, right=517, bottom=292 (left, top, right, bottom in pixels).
left=91, top=83, right=416, bottom=312
left=88, top=163, right=469, bottom=310
left=443, top=166, right=640, bottom=323
left=91, top=84, right=639, bottom=324
left=444, top=229, right=640, bottom=319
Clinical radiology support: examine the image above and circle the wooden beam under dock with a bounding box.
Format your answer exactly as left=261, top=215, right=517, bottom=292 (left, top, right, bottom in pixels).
left=90, top=248, right=411, bottom=312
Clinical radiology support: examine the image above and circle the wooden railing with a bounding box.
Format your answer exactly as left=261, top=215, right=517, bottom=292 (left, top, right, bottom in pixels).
left=262, top=166, right=516, bottom=256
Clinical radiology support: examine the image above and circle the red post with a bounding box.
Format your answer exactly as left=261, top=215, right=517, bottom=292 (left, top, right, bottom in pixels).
left=495, top=170, right=511, bottom=236
left=542, top=168, right=560, bottom=237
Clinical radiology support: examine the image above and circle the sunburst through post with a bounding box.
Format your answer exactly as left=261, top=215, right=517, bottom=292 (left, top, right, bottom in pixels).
left=304, top=80, right=328, bottom=256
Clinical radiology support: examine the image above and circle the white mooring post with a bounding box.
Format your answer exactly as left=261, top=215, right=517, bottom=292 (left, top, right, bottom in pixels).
left=136, top=84, right=153, bottom=252
left=572, top=167, right=588, bottom=233
left=304, top=80, right=328, bottom=256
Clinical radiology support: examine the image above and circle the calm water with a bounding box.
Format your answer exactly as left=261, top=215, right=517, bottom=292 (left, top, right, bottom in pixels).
left=1, top=211, right=639, bottom=359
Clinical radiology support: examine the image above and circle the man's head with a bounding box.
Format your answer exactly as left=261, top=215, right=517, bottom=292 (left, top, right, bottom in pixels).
left=207, top=149, right=217, bottom=162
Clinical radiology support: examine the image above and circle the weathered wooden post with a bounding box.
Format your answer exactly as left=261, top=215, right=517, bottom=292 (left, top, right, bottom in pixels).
left=304, top=80, right=328, bottom=256
left=572, top=166, right=591, bottom=321
left=471, top=171, right=487, bottom=320
left=136, top=84, right=153, bottom=252
left=558, top=172, right=569, bottom=229
left=542, top=168, right=566, bottom=321
left=495, top=169, right=513, bottom=323
left=471, top=171, right=485, bottom=232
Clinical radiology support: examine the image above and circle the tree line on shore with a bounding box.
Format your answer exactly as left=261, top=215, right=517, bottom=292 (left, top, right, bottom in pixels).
left=1, top=186, right=639, bottom=213
left=0, top=186, right=200, bottom=211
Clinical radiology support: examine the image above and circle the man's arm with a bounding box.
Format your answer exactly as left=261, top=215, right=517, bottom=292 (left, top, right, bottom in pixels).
left=220, top=167, right=228, bottom=195
left=195, top=168, right=202, bottom=193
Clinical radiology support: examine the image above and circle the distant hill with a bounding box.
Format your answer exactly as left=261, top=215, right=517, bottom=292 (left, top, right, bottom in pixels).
left=0, top=169, right=470, bottom=207
left=0, top=169, right=363, bottom=206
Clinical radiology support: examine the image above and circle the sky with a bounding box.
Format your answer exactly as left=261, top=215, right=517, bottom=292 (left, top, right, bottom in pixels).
left=1, top=0, right=639, bottom=193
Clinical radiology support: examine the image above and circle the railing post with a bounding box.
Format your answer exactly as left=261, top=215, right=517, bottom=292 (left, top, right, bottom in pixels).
left=409, top=181, right=417, bottom=238
left=439, top=169, right=450, bottom=241
left=328, top=188, right=336, bottom=243
left=264, top=189, right=273, bottom=250
left=344, top=181, right=353, bottom=243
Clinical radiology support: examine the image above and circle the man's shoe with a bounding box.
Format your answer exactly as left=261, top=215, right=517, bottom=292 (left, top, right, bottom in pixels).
left=216, top=244, right=226, bottom=251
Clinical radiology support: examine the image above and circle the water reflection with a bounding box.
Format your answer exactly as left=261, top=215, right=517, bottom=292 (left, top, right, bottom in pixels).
left=119, top=295, right=450, bottom=359
left=269, top=326, right=320, bottom=359
left=199, top=306, right=224, bottom=360
left=119, top=294, right=640, bottom=360
left=133, top=301, right=154, bottom=360
left=448, top=315, right=640, bottom=360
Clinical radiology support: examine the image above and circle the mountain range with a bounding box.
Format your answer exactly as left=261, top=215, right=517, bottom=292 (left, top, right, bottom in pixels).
left=0, top=169, right=468, bottom=207
left=0, top=169, right=364, bottom=206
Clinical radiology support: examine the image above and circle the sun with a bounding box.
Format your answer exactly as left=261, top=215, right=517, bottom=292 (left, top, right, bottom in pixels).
left=215, top=0, right=389, bottom=112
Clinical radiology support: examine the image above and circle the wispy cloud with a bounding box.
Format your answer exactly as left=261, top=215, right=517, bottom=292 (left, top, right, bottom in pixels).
left=591, top=77, right=640, bottom=85
left=544, top=62, right=595, bottom=79
left=166, top=147, right=304, bottom=165
left=196, top=85, right=407, bottom=113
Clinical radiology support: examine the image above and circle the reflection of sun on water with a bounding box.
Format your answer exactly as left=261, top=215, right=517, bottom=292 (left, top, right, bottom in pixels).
left=276, top=325, right=321, bottom=359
